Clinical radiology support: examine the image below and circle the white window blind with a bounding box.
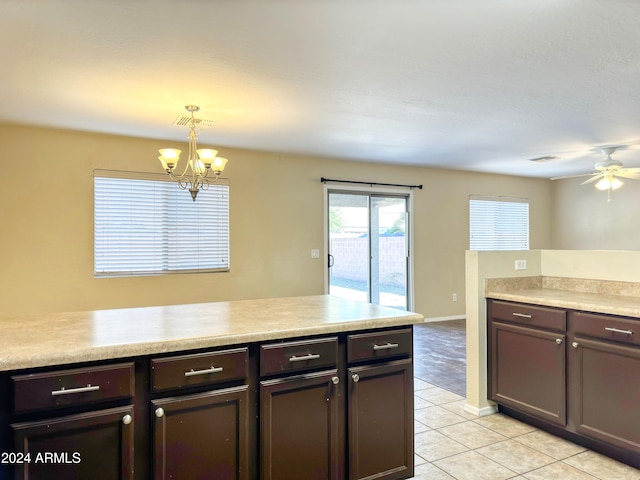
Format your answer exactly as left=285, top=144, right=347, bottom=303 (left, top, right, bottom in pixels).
left=469, top=195, right=529, bottom=251
left=94, top=170, right=230, bottom=276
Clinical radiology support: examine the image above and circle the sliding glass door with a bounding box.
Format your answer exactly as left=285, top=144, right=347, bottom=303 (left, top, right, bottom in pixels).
left=328, top=191, right=410, bottom=310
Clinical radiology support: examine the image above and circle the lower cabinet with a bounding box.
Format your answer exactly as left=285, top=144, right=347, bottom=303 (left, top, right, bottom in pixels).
left=569, top=337, right=640, bottom=451
left=488, top=300, right=640, bottom=469
left=11, top=405, right=134, bottom=480
left=490, top=321, right=566, bottom=425
left=152, top=386, right=249, bottom=480
left=260, top=370, right=343, bottom=480
left=348, top=359, right=413, bottom=480
left=259, top=328, right=414, bottom=480
left=2, top=327, right=416, bottom=479
left=568, top=313, right=640, bottom=455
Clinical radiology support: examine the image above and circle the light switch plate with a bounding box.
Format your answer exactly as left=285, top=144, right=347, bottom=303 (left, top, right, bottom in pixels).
left=311, top=249, right=320, bottom=259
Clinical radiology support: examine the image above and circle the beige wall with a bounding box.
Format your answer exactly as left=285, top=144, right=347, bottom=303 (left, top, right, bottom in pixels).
left=0, top=123, right=553, bottom=319
left=552, top=177, right=640, bottom=250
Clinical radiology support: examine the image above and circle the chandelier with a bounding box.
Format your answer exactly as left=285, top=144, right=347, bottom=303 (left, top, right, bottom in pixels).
left=158, top=105, right=228, bottom=201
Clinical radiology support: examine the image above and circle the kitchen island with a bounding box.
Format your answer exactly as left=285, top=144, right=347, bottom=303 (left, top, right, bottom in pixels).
left=0, top=295, right=423, bottom=479
left=485, top=276, right=640, bottom=469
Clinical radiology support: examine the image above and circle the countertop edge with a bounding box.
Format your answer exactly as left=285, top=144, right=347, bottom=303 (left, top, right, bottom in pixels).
left=1, top=313, right=424, bottom=372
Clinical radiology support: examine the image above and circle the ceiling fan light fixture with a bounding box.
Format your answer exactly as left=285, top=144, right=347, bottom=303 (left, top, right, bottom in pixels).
left=595, top=176, right=623, bottom=191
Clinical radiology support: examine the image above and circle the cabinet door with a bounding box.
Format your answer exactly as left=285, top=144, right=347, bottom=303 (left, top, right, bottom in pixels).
left=152, top=385, right=249, bottom=480
left=490, top=321, right=566, bottom=425
left=12, top=405, right=134, bottom=480
left=260, top=370, right=343, bottom=480
left=348, top=359, right=413, bottom=480
left=569, top=337, right=640, bottom=452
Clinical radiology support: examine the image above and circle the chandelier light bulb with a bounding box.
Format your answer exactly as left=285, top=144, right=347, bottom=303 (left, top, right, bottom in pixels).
left=212, top=157, right=228, bottom=172
left=158, top=148, right=181, bottom=170
left=197, top=148, right=219, bottom=167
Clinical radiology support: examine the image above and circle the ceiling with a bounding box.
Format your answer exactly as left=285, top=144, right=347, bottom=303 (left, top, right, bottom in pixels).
left=1, top=0, right=640, bottom=179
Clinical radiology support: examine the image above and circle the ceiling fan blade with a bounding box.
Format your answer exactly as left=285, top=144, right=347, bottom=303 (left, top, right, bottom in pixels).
left=550, top=173, right=598, bottom=181
left=580, top=174, right=604, bottom=185
left=620, top=167, right=640, bottom=173
left=614, top=171, right=640, bottom=180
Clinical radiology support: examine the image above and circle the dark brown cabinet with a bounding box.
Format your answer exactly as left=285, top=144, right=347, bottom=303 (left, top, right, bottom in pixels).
left=259, top=329, right=414, bottom=480
left=490, top=321, right=566, bottom=425
left=488, top=299, right=640, bottom=470
left=568, top=311, right=640, bottom=455
left=150, top=347, right=250, bottom=480
left=7, top=362, right=136, bottom=480
left=488, top=300, right=567, bottom=426
left=260, top=370, right=343, bottom=480
left=12, top=405, right=135, bottom=480
left=152, top=386, right=249, bottom=480
left=2, top=326, right=416, bottom=479
left=348, top=360, right=413, bottom=480
left=347, top=328, right=414, bottom=480
left=259, top=336, right=343, bottom=480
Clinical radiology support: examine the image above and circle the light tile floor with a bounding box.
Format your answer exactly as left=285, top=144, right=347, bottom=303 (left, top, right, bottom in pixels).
left=409, top=378, right=640, bottom=480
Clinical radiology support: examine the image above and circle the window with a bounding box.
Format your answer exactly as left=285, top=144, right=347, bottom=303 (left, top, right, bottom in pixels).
left=469, top=195, right=529, bottom=251
left=94, top=170, right=229, bottom=276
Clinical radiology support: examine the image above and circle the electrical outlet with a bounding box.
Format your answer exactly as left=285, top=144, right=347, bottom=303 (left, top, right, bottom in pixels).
left=452, top=293, right=457, bottom=302
left=515, top=259, right=527, bottom=271
left=311, top=249, right=320, bottom=259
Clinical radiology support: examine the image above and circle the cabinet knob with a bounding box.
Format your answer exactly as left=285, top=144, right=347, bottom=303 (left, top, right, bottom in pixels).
left=332, top=376, right=339, bottom=385
left=352, top=373, right=360, bottom=383
left=572, top=342, right=579, bottom=349
left=555, top=338, right=563, bottom=345
left=155, top=408, right=165, bottom=418
left=122, top=414, right=132, bottom=425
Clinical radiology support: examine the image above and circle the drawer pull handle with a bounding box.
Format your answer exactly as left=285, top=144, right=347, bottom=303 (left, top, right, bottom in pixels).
left=512, top=313, right=532, bottom=319
left=155, top=408, right=165, bottom=418
left=184, top=366, right=223, bottom=377
left=122, top=414, right=133, bottom=425
left=605, top=327, right=633, bottom=335
left=289, top=353, right=320, bottom=363
left=352, top=373, right=360, bottom=383
left=555, top=338, right=563, bottom=345
left=332, top=376, right=340, bottom=385
left=51, top=384, right=100, bottom=396
left=572, top=342, right=579, bottom=349
left=373, top=342, right=400, bottom=351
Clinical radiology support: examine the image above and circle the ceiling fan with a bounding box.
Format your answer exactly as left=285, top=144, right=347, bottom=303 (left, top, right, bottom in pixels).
left=550, top=146, right=640, bottom=201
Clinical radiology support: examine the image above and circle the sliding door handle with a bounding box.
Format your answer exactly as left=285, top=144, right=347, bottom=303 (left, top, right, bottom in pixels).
left=328, top=254, right=334, bottom=268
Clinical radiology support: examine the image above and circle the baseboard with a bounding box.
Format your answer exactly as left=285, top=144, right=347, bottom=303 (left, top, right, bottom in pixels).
left=421, top=315, right=466, bottom=323
left=463, top=403, right=498, bottom=417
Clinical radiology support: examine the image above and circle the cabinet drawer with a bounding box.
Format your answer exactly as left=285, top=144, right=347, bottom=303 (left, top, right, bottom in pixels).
left=151, top=347, right=248, bottom=392
left=490, top=300, right=566, bottom=332
left=348, top=328, right=412, bottom=364
left=12, top=362, right=134, bottom=414
left=570, top=312, right=639, bottom=347
left=260, top=337, right=337, bottom=377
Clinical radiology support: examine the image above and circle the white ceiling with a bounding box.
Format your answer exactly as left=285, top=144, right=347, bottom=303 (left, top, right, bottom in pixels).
left=2, top=0, right=640, bottom=178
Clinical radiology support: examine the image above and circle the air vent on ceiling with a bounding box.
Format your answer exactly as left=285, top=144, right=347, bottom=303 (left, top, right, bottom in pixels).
left=529, top=156, right=558, bottom=162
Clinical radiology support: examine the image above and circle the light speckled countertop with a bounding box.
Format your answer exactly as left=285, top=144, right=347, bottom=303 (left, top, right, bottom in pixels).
left=486, top=276, right=640, bottom=318
left=0, top=295, right=424, bottom=372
